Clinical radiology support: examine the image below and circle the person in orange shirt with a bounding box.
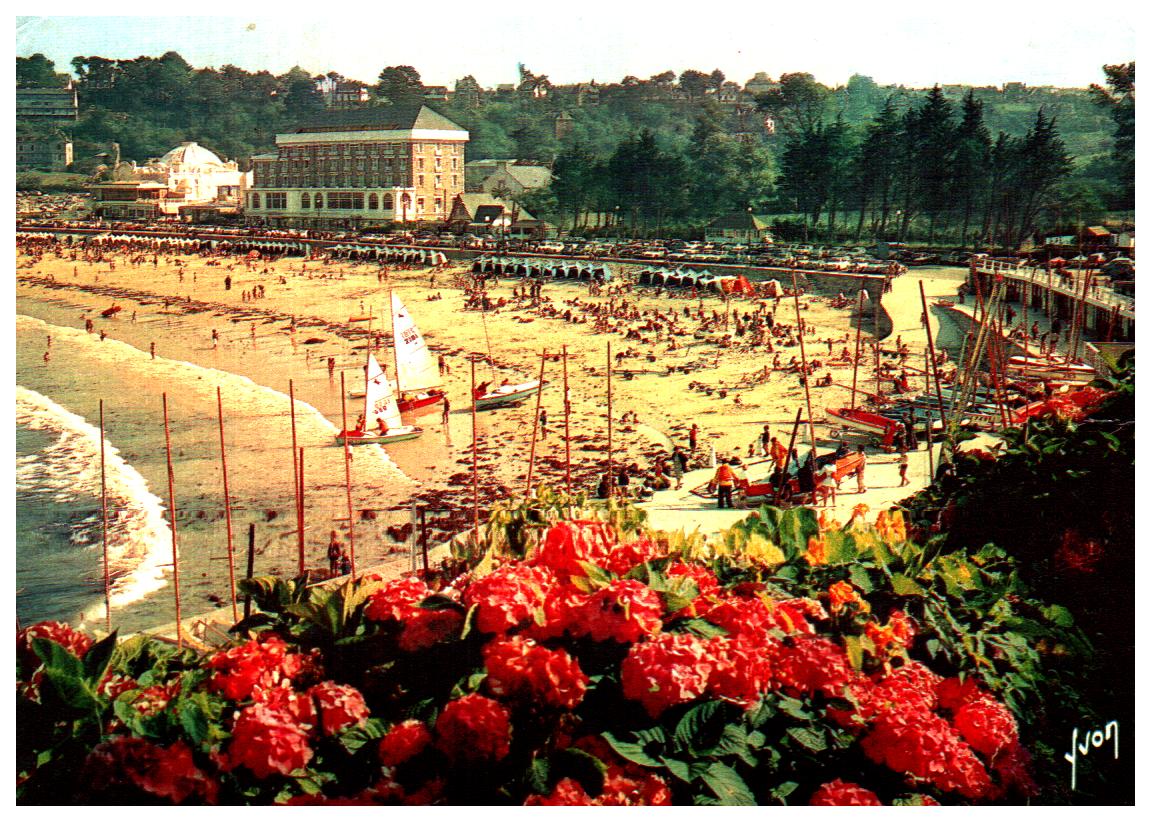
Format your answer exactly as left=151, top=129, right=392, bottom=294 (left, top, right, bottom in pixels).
left=769, top=436, right=788, bottom=471
left=710, top=460, right=737, bottom=509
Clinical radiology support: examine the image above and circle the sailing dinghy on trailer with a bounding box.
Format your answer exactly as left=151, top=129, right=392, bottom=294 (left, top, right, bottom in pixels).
left=336, top=353, right=422, bottom=445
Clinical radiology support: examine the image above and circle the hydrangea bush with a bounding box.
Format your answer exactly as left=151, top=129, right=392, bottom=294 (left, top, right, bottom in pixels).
left=17, top=504, right=1086, bottom=805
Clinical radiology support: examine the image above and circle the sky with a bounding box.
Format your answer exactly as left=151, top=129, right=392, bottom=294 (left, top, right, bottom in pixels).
left=14, top=0, right=1137, bottom=91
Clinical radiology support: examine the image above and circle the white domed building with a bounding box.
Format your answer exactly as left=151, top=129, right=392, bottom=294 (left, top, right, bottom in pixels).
left=93, top=141, right=251, bottom=221
left=138, top=141, right=250, bottom=214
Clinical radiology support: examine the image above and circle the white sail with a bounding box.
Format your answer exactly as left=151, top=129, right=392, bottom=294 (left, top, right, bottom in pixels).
left=391, top=292, right=441, bottom=392
left=364, top=353, right=404, bottom=432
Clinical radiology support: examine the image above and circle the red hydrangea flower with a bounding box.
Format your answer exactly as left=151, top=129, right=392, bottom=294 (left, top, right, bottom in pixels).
left=523, top=583, right=591, bottom=640
left=836, top=661, right=940, bottom=729
left=991, top=740, right=1038, bottom=798
left=364, top=577, right=431, bottom=623
left=97, top=672, right=139, bottom=701
left=308, top=681, right=370, bottom=736
left=574, top=579, right=664, bottom=644
left=953, top=697, right=1019, bottom=758
left=463, top=564, right=555, bottom=634
left=598, top=771, right=673, bottom=805
left=378, top=720, right=432, bottom=766
left=84, top=737, right=217, bottom=804
left=205, top=633, right=311, bottom=702
left=525, top=776, right=594, bottom=805
left=398, top=607, right=464, bottom=652
left=435, top=693, right=512, bottom=764
left=620, top=633, right=712, bottom=717
left=701, top=594, right=774, bottom=643
left=809, top=779, right=883, bottom=806
left=773, top=635, right=855, bottom=698
left=484, top=635, right=588, bottom=709
left=531, top=520, right=616, bottom=580
left=706, top=634, right=775, bottom=708
left=227, top=701, right=315, bottom=779
left=132, top=681, right=182, bottom=718
left=861, top=710, right=992, bottom=799
left=936, top=676, right=986, bottom=712
left=603, top=535, right=661, bottom=576
left=17, top=621, right=93, bottom=679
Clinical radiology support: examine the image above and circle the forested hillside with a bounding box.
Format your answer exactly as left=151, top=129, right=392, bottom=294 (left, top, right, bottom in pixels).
left=16, top=52, right=1133, bottom=246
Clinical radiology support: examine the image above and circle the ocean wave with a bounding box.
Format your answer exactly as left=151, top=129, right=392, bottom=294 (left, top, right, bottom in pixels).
left=15, top=385, right=172, bottom=623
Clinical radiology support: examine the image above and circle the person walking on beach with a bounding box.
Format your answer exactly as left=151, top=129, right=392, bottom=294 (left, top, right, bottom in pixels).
left=540, top=409, right=549, bottom=438
left=441, top=395, right=451, bottom=425
left=855, top=446, right=868, bottom=493
left=150, top=342, right=156, bottom=360
left=439, top=354, right=450, bottom=376
left=898, top=452, right=910, bottom=486
left=760, top=424, right=772, bottom=456
left=710, top=460, right=737, bottom=509
left=770, top=436, right=788, bottom=471
left=671, top=446, right=687, bottom=490
left=327, top=530, right=343, bottom=575
left=328, top=357, right=336, bottom=378
left=338, top=551, right=352, bottom=576
left=689, top=423, right=699, bottom=452
left=211, top=329, right=219, bottom=348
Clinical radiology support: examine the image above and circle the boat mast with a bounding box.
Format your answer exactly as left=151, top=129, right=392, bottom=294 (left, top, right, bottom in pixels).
left=390, top=289, right=402, bottom=396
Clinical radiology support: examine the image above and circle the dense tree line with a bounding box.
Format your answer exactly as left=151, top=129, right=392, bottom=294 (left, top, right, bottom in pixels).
left=16, top=52, right=1132, bottom=247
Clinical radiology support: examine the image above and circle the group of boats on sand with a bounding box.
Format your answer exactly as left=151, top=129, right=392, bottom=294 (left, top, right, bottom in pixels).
left=336, top=291, right=543, bottom=446
left=826, top=350, right=1100, bottom=449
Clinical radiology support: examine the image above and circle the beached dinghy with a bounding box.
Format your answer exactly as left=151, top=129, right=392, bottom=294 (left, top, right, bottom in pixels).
left=826, top=406, right=901, bottom=446
left=473, top=378, right=545, bottom=410
left=337, top=353, right=422, bottom=445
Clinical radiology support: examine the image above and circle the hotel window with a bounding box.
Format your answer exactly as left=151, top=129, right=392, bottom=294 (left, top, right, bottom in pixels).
left=265, top=192, right=287, bottom=209
left=417, top=158, right=424, bottom=170
left=369, top=193, right=379, bottom=209
left=434, top=197, right=442, bottom=211
left=452, top=175, right=458, bottom=187
left=301, top=192, right=311, bottom=209
left=435, top=176, right=441, bottom=188
left=417, top=198, right=425, bottom=212
left=250, top=193, right=261, bottom=209
left=452, top=157, right=458, bottom=170
left=418, top=175, right=425, bottom=187
left=383, top=194, right=394, bottom=210
left=314, top=193, right=324, bottom=209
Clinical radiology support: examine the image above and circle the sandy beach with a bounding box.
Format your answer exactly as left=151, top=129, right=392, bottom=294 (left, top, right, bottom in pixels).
left=15, top=238, right=967, bottom=631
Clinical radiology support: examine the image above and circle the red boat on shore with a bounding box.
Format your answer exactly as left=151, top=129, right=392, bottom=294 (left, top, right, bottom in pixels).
left=100, top=304, right=122, bottom=318
left=826, top=406, right=902, bottom=447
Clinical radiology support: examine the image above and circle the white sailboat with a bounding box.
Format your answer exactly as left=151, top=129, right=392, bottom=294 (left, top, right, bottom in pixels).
left=337, top=353, right=422, bottom=445
left=390, top=291, right=447, bottom=413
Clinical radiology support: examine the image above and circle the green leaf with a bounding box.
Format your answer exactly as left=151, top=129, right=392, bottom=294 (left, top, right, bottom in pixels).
left=554, top=748, right=606, bottom=796
left=771, top=780, right=799, bottom=801
left=701, top=761, right=756, bottom=805
left=844, top=635, right=863, bottom=671
left=891, top=573, right=925, bottom=596
left=32, top=638, right=96, bottom=712
left=82, top=631, right=119, bottom=683
left=527, top=757, right=550, bottom=794
left=675, top=617, right=729, bottom=639
left=786, top=726, right=827, bottom=753
left=177, top=694, right=210, bottom=745
left=776, top=695, right=811, bottom=721
left=660, top=756, right=692, bottom=783
left=602, top=731, right=663, bottom=768
left=673, top=700, right=724, bottom=752
left=1041, top=604, right=1076, bottom=628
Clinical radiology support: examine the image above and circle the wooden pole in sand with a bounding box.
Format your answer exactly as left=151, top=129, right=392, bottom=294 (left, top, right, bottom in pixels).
left=873, top=280, right=882, bottom=401
left=470, top=356, right=480, bottom=546
left=298, top=447, right=306, bottom=576
left=773, top=407, right=804, bottom=505
left=161, top=393, right=182, bottom=649
left=289, top=380, right=303, bottom=576
left=607, top=341, right=614, bottom=496
left=525, top=349, right=548, bottom=498
left=918, top=281, right=949, bottom=429
left=562, top=345, right=572, bottom=495
left=99, top=400, right=111, bottom=633
left=216, top=387, right=238, bottom=623
left=850, top=281, right=866, bottom=410
left=339, top=372, right=357, bottom=576
left=925, top=410, right=935, bottom=479
left=243, top=522, right=255, bottom=620
left=789, top=272, right=818, bottom=457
